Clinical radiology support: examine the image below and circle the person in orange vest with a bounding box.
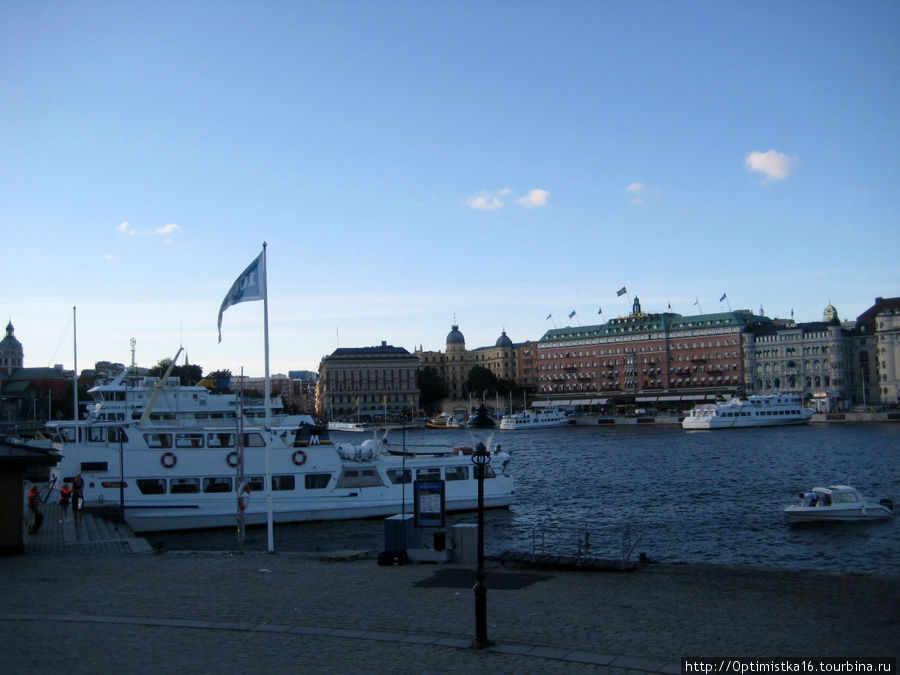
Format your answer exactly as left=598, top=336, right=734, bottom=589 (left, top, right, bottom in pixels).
left=59, top=482, right=73, bottom=523
left=27, top=485, right=43, bottom=534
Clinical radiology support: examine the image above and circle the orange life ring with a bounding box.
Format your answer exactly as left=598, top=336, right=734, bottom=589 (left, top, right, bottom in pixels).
left=226, top=451, right=239, bottom=468
left=292, top=450, right=307, bottom=466
left=161, top=452, right=177, bottom=469
left=237, top=482, right=251, bottom=511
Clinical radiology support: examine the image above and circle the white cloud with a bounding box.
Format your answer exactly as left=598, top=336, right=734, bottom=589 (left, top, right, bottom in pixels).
left=516, top=188, right=550, bottom=208
left=117, top=221, right=182, bottom=238
left=465, top=189, right=511, bottom=211
left=104, top=253, right=113, bottom=260
left=625, top=182, right=645, bottom=206
left=745, top=150, right=799, bottom=181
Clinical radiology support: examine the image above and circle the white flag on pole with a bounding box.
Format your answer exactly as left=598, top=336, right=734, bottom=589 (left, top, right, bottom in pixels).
left=217, top=251, right=266, bottom=342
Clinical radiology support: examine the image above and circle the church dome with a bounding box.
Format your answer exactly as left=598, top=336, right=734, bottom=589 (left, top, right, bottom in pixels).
left=446, top=324, right=465, bottom=346
left=1, top=321, right=23, bottom=352
left=495, top=330, right=513, bottom=348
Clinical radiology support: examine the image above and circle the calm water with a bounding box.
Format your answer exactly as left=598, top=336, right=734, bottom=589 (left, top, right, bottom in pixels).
left=148, top=424, right=899, bottom=575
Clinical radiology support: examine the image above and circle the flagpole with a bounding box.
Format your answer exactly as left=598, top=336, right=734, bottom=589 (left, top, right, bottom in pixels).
left=73, top=306, right=78, bottom=427
left=262, top=242, right=274, bottom=554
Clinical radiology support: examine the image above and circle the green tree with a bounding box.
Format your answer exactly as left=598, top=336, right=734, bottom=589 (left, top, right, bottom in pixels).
left=147, top=359, right=203, bottom=385
left=418, top=366, right=448, bottom=412
left=465, top=365, right=498, bottom=398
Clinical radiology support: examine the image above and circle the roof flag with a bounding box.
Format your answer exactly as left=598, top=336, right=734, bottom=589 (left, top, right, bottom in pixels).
left=568, top=310, right=576, bottom=318
left=545, top=313, right=552, bottom=320
left=598, top=306, right=602, bottom=315
left=719, top=292, right=727, bottom=302
left=616, top=286, right=627, bottom=297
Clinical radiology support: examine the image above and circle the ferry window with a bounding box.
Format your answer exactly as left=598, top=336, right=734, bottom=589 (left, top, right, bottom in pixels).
left=176, top=433, right=204, bottom=448
left=337, top=469, right=384, bottom=489
left=834, top=492, right=858, bottom=503
left=272, top=475, right=295, bottom=491
left=108, top=427, right=128, bottom=443
left=305, top=473, right=331, bottom=489
left=170, top=478, right=200, bottom=494
left=208, top=432, right=235, bottom=448
left=87, top=427, right=106, bottom=443
left=137, top=479, right=166, bottom=495
left=203, top=477, right=232, bottom=493
left=247, top=476, right=265, bottom=492
left=445, top=466, right=469, bottom=481
left=243, top=433, right=266, bottom=447
left=417, top=468, right=441, bottom=482
left=145, top=433, right=173, bottom=449
left=482, top=464, right=497, bottom=479
left=80, top=461, right=108, bottom=472
left=387, top=469, right=411, bottom=484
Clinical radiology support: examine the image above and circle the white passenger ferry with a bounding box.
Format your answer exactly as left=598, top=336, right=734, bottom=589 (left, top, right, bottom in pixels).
left=48, top=366, right=514, bottom=533
left=681, top=393, right=813, bottom=430
left=499, top=406, right=574, bottom=430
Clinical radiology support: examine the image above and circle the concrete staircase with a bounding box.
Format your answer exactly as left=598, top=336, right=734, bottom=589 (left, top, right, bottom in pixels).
left=24, top=502, right=153, bottom=555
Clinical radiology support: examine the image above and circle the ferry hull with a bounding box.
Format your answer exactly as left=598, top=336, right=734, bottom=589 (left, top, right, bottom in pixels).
left=784, top=506, right=893, bottom=523
left=123, top=493, right=514, bottom=533
left=683, top=416, right=813, bottom=430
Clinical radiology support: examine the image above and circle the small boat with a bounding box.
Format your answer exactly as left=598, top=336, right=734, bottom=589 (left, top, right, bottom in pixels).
left=784, top=485, right=894, bottom=522
left=682, top=393, right=813, bottom=430
left=425, top=413, right=465, bottom=430
left=466, top=403, right=496, bottom=429
left=499, top=406, right=574, bottom=430
left=327, top=421, right=373, bottom=432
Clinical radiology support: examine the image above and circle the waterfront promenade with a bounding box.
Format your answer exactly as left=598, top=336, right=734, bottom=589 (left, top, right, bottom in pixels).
left=2, top=505, right=897, bottom=673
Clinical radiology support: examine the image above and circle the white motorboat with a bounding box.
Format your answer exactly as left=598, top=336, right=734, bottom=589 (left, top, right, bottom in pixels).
left=47, top=363, right=514, bottom=533
left=327, top=421, right=373, bottom=432
left=682, top=393, right=813, bottom=430
left=499, top=406, right=574, bottom=430
left=784, top=485, right=894, bottom=522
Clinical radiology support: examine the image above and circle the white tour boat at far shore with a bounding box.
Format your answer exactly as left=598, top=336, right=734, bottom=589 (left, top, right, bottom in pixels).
left=682, top=393, right=813, bottom=430
left=784, top=485, right=894, bottom=522
left=327, top=421, right=373, bottom=432
left=499, top=406, right=574, bottom=430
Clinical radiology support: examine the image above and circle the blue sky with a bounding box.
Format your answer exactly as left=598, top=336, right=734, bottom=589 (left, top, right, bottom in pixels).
left=2, top=1, right=898, bottom=376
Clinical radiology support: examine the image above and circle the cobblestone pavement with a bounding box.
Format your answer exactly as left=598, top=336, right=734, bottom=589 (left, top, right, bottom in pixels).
left=2, top=547, right=897, bottom=674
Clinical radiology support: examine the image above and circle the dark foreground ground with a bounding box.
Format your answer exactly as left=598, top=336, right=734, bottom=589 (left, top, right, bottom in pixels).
left=1, top=549, right=897, bottom=674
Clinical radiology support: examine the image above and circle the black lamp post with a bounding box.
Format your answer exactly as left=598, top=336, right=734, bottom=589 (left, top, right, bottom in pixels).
left=471, top=441, right=491, bottom=647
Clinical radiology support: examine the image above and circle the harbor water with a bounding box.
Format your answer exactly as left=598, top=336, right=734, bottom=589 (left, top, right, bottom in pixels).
left=146, top=423, right=899, bottom=575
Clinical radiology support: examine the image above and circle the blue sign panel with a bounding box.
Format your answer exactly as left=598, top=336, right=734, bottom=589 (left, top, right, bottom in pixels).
left=414, top=480, right=445, bottom=528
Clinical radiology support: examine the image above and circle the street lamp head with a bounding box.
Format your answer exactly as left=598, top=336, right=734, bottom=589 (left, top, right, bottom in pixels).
left=472, top=441, right=491, bottom=466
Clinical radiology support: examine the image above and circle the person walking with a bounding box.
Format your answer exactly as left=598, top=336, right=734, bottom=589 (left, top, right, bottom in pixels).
left=27, top=484, right=43, bottom=534
left=59, top=482, right=72, bottom=523
left=72, top=474, right=85, bottom=525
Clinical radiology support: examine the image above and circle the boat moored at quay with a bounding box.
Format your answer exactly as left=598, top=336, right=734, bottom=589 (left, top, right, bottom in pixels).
left=682, top=393, right=814, bottom=430
left=47, top=370, right=514, bottom=533
left=499, top=406, right=574, bottom=430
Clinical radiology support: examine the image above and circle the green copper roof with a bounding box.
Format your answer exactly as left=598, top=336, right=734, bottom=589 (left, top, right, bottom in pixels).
left=539, top=309, right=770, bottom=343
